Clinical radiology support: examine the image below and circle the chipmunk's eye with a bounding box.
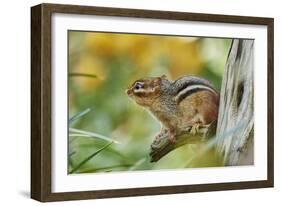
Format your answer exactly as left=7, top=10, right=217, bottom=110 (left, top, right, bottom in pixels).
left=134, top=82, right=143, bottom=90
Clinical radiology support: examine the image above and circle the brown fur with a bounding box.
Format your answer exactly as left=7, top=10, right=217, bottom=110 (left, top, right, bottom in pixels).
left=177, top=90, right=219, bottom=130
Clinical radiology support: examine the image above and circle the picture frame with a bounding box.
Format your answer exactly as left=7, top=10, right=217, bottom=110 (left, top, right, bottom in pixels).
left=31, top=3, right=274, bottom=202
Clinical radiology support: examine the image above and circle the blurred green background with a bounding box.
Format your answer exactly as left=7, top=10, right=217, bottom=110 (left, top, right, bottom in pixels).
left=68, top=31, right=232, bottom=174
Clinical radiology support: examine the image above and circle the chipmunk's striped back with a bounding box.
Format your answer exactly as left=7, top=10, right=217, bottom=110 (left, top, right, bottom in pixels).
left=173, top=76, right=218, bottom=103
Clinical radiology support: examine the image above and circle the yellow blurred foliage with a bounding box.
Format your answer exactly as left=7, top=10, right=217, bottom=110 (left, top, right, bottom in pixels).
left=73, top=55, right=105, bottom=91
left=161, top=37, right=202, bottom=78
left=77, top=32, right=203, bottom=81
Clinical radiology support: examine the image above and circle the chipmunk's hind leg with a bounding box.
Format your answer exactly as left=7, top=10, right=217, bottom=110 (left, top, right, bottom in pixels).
left=188, top=113, right=205, bottom=135
left=190, top=122, right=202, bottom=135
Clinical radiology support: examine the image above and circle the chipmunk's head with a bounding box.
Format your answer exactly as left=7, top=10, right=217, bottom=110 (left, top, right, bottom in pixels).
left=126, top=76, right=164, bottom=106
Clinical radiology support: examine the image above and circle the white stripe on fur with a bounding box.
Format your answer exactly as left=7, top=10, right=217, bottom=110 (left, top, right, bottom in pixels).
left=175, top=85, right=217, bottom=102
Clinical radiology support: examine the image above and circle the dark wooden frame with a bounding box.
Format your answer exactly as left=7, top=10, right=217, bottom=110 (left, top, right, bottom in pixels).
left=31, top=3, right=274, bottom=202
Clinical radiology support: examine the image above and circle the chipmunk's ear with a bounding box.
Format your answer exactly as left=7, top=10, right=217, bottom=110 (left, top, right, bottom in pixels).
left=153, top=77, right=162, bottom=86
left=151, top=77, right=161, bottom=94
left=153, top=75, right=167, bottom=85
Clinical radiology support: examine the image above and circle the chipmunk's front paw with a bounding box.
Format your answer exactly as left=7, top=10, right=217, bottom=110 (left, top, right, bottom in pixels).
left=154, top=128, right=176, bottom=144
left=167, top=130, right=176, bottom=144
left=154, top=129, right=167, bottom=140
left=155, top=133, right=162, bottom=141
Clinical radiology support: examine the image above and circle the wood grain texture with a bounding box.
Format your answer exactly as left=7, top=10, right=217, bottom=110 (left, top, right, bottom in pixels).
left=31, top=3, right=274, bottom=202
left=267, top=20, right=274, bottom=186
left=41, top=3, right=273, bottom=25
left=31, top=4, right=52, bottom=201
left=31, top=4, right=42, bottom=201
left=216, top=39, right=254, bottom=165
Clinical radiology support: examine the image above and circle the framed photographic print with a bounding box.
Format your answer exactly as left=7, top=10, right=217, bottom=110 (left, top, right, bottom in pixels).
left=31, top=3, right=274, bottom=202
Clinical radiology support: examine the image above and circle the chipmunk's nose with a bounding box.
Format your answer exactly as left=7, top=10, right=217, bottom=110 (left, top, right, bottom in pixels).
left=126, top=89, right=132, bottom=95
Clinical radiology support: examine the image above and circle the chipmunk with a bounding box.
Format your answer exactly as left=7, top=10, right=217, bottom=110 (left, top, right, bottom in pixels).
left=126, top=75, right=219, bottom=143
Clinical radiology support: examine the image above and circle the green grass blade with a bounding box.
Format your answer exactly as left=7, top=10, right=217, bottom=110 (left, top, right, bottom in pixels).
left=69, top=134, right=91, bottom=137
left=69, top=73, right=98, bottom=78
left=69, top=108, right=91, bottom=124
left=68, top=151, right=76, bottom=157
left=76, top=141, right=129, bottom=162
left=69, top=142, right=113, bottom=174
left=128, top=157, right=147, bottom=171
left=69, top=128, right=120, bottom=144
left=78, top=164, right=132, bottom=173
